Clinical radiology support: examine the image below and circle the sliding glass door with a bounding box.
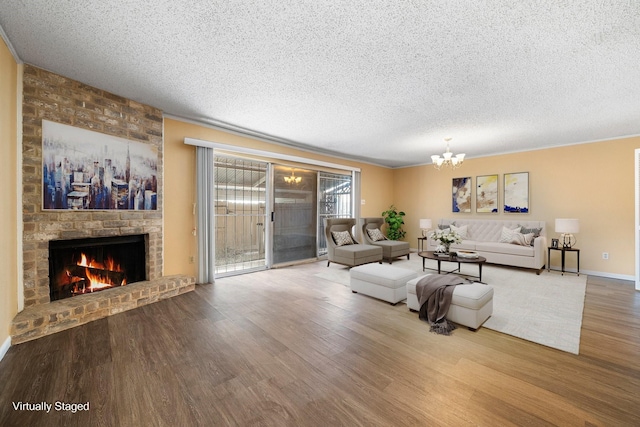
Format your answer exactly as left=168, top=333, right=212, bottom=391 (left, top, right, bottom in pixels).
left=272, top=165, right=318, bottom=265
left=318, top=172, right=353, bottom=255
left=212, top=156, right=354, bottom=274
left=213, top=155, right=268, bottom=275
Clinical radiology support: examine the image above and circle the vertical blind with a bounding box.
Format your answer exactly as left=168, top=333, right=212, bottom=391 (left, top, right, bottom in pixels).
left=196, top=146, right=215, bottom=284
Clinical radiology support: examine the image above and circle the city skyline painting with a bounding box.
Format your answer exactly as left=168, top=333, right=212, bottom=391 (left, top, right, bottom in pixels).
left=42, top=120, right=158, bottom=210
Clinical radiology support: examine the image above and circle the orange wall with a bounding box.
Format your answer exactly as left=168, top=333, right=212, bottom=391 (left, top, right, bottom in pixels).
left=0, top=38, right=19, bottom=344
left=165, top=115, right=638, bottom=278
left=394, top=137, right=640, bottom=277
left=163, top=118, right=394, bottom=276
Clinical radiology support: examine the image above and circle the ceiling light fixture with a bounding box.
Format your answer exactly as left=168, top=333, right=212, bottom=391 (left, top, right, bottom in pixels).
left=431, top=137, right=465, bottom=170
left=284, top=169, right=301, bottom=184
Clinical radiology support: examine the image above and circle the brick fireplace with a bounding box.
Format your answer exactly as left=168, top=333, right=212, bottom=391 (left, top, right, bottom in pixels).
left=11, top=66, right=194, bottom=344
left=48, top=234, right=148, bottom=301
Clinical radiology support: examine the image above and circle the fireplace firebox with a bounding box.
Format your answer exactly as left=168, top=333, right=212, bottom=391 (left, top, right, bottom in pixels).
left=49, top=234, right=147, bottom=301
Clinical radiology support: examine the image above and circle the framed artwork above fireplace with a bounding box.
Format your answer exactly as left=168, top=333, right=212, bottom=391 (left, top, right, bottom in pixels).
left=42, top=120, right=158, bottom=210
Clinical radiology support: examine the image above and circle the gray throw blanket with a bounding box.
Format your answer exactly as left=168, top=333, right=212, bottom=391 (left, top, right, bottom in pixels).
left=416, top=274, right=472, bottom=335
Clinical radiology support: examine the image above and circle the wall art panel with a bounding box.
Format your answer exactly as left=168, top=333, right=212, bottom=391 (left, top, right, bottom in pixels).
left=476, top=174, right=498, bottom=213
left=504, top=172, right=529, bottom=213
left=42, top=120, right=158, bottom=210
left=452, top=176, right=472, bottom=213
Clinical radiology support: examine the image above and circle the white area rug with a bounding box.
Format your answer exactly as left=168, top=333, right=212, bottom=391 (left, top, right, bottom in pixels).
left=314, top=257, right=587, bottom=354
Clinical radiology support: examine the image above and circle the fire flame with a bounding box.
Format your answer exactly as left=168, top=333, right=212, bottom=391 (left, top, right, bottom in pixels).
left=78, top=253, right=123, bottom=272
left=84, top=268, right=116, bottom=291
left=70, top=252, right=125, bottom=294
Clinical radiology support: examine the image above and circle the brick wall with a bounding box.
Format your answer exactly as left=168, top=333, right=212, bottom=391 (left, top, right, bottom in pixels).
left=22, top=65, right=164, bottom=308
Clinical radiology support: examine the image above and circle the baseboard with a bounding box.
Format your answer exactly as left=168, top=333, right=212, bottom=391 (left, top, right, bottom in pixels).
left=580, top=269, right=634, bottom=282
left=0, top=336, right=11, bottom=363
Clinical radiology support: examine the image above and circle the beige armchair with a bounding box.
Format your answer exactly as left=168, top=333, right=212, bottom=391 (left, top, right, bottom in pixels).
left=361, top=217, right=410, bottom=264
left=324, top=218, right=383, bottom=267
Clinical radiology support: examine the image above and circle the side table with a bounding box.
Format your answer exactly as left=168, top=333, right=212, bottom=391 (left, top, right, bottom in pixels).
left=548, top=247, right=580, bottom=276
left=417, top=237, right=428, bottom=252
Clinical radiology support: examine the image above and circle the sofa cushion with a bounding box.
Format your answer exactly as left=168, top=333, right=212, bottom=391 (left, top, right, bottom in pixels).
left=476, top=241, right=534, bottom=256
left=451, top=224, right=468, bottom=239
left=510, top=232, right=534, bottom=246
left=451, top=240, right=477, bottom=251
left=332, top=230, right=354, bottom=246
left=519, top=224, right=543, bottom=246
left=498, top=226, right=522, bottom=243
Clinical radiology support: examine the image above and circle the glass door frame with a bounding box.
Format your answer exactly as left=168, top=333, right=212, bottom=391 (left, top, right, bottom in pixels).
left=212, top=154, right=270, bottom=278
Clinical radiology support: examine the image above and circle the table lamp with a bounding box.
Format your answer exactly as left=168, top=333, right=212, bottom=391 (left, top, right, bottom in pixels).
left=555, top=218, right=579, bottom=248
left=419, top=219, right=432, bottom=237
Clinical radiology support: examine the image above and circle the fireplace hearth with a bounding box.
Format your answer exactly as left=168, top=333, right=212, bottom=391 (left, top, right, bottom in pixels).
left=49, top=234, right=147, bottom=301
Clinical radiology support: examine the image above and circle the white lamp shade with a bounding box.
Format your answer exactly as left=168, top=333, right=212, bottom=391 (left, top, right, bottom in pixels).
left=555, top=218, right=579, bottom=233
left=419, top=219, right=432, bottom=229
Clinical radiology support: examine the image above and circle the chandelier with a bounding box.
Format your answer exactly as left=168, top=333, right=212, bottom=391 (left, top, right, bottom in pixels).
left=431, top=137, right=465, bottom=170
left=284, top=169, right=301, bottom=184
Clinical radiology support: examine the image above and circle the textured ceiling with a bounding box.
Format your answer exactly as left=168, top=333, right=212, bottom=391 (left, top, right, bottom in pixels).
left=1, top=1, right=639, bottom=168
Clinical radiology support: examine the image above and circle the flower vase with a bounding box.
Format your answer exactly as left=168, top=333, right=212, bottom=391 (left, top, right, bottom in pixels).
left=435, top=243, right=450, bottom=254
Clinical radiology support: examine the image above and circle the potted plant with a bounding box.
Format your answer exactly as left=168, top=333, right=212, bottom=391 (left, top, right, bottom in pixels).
left=381, top=205, right=406, bottom=240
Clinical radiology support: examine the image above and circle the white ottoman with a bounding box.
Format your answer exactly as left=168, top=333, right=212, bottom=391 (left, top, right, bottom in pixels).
left=406, top=274, right=494, bottom=330
left=350, top=264, right=418, bottom=305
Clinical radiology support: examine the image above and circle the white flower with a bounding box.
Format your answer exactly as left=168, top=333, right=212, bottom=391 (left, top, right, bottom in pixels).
left=430, top=229, right=462, bottom=246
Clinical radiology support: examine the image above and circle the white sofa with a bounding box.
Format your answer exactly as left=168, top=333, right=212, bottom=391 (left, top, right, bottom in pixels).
left=426, top=219, right=547, bottom=273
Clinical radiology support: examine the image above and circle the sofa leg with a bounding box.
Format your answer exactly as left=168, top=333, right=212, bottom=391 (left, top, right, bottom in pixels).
left=407, top=254, right=410, bottom=260
left=390, top=301, right=397, bottom=306
left=327, top=261, right=330, bottom=267
left=409, top=308, right=417, bottom=313
left=468, top=327, right=478, bottom=332
left=352, top=290, right=357, bottom=293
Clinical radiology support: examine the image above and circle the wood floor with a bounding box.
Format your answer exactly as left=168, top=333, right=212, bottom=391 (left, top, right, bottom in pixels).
left=1, top=261, right=639, bottom=426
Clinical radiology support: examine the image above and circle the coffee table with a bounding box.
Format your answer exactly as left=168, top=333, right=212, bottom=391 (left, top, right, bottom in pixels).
left=418, top=251, right=487, bottom=283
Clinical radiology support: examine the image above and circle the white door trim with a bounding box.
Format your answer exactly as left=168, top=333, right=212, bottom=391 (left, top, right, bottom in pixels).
left=635, top=148, right=640, bottom=290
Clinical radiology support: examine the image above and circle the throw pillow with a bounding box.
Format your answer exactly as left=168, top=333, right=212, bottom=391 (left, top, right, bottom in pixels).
left=450, top=224, right=468, bottom=240
left=510, top=232, right=535, bottom=246
left=499, top=226, right=522, bottom=243
left=438, top=222, right=454, bottom=230
left=367, top=228, right=386, bottom=242
left=331, top=230, right=354, bottom=246
left=519, top=225, right=543, bottom=246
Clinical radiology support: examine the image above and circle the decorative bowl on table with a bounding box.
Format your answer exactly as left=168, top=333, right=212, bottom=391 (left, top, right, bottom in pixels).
left=456, top=250, right=479, bottom=259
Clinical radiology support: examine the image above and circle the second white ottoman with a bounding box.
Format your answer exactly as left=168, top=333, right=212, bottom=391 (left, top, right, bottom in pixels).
left=406, top=274, right=494, bottom=330
left=350, top=263, right=417, bottom=305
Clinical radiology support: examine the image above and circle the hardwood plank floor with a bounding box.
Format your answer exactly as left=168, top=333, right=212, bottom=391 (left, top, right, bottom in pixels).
left=1, top=262, right=639, bottom=426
